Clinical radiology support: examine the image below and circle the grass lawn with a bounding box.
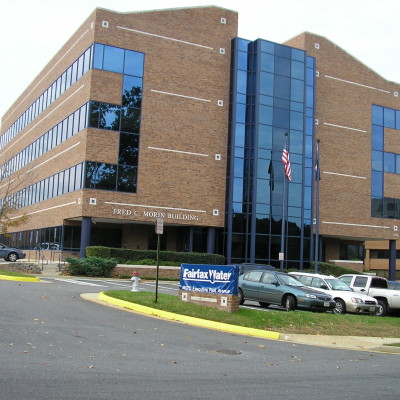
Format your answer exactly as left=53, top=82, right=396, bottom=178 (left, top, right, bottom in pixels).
left=104, top=290, right=400, bottom=338
left=0, top=269, right=35, bottom=278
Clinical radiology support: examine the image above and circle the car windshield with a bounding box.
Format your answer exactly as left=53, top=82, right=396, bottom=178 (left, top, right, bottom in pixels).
left=277, top=274, right=305, bottom=287
left=325, top=278, right=352, bottom=291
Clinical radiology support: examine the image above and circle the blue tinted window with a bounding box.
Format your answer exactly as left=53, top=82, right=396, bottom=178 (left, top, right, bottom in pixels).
left=103, top=46, right=124, bottom=73
left=384, top=152, right=395, bottom=173
left=291, top=79, right=304, bottom=103
left=235, top=103, right=246, bottom=124
left=273, top=108, right=289, bottom=129
left=291, top=48, right=305, bottom=62
left=306, top=57, right=315, bottom=68
left=99, top=104, right=120, bottom=131
left=258, top=124, right=272, bottom=149
left=260, top=72, right=273, bottom=96
left=93, top=43, right=104, bottom=69
left=372, top=150, right=383, bottom=171
left=235, top=123, right=245, bottom=147
left=119, top=133, right=139, bottom=166
left=122, top=75, right=142, bottom=107
left=274, top=75, right=290, bottom=99
left=306, top=67, right=314, bottom=86
left=234, top=158, right=245, bottom=177
left=372, top=105, right=383, bottom=125
left=260, top=53, right=274, bottom=72
left=291, top=60, right=304, bottom=80
left=236, top=70, right=247, bottom=94
left=260, top=40, right=274, bottom=54
left=259, top=105, right=273, bottom=125
left=96, top=163, right=117, bottom=190
left=396, top=154, right=400, bottom=173
left=117, top=165, right=137, bottom=192
left=371, top=171, right=383, bottom=197
left=290, top=130, right=303, bottom=154
left=290, top=111, right=303, bottom=131
left=275, top=56, right=290, bottom=77
left=384, top=107, right=395, bottom=128
left=237, top=38, right=250, bottom=52
left=237, top=51, right=248, bottom=70
left=275, top=44, right=290, bottom=59
left=371, top=125, right=383, bottom=151
left=396, top=110, right=400, bottom=129
left=124, top=50, right=144, bottom=77
left=305, top=85, right=314, bottom=107
left=121, top=107, right=140, bottom=133
left=233, top=178, right=244, bottom=203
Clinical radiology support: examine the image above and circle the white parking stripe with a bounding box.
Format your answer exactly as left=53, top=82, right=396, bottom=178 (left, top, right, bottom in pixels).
left=53, top=279, right=108, bottom=287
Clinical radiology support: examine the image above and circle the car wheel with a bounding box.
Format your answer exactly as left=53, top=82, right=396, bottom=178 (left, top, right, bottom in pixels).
left=7, top=252, right=19, bottom=262
left=284, top=295, right=296, bottom=311
left=238, top=289, right=245, bottom=305
left=333, top=299, right=346, bottom=314
left=376, top=300, right=388, bottom=317
left=259, top=302, right=270, bottom=308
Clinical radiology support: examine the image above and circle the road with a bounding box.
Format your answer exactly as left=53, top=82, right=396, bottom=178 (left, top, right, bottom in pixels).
left=1, top=278, right=399, bottom=400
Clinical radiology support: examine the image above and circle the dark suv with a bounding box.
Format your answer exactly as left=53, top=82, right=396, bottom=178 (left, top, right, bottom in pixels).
left=231, top=263, right=276, bottom=275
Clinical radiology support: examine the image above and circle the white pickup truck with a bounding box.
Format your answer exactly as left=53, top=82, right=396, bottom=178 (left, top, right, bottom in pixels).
left=339, top=274, right=400, bottom=316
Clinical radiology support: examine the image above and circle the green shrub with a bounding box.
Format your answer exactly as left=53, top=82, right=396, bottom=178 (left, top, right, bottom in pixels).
left=66, top=256, right=118, bottom=277
left=86, top=246, right=225, bottom=266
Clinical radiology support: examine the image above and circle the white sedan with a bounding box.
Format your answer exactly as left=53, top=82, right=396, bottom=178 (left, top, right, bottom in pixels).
left=289, top=272, right=378, bottom=315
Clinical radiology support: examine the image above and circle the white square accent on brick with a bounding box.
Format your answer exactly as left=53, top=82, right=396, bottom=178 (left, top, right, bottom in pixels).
left=217, top=100, right=224, bottom=106
left=215, top=154, right=221, bottom=161
left=394, top=92, right=399, bottom=97
left=315, top=43, right=320, bottom=49
left=213, top=209, right=219, bottom=216
left=221, top=297, right=228, bottom=306
left=220, top=17, right=226, bottom=24
left=182, top=293, right=188, bottom=301
left=89, top=198, right=97, bottom=205
left=102, top=21, right=109, bottom=28
left=219, top=48, right=226, bottom=54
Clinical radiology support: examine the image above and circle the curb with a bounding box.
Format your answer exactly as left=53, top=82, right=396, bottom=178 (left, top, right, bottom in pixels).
left=0, top=274, right=41, bottom=282
left=97, top=292, right=281, bottom=340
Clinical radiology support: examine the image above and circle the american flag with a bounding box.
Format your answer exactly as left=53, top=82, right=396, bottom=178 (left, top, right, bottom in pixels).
left=282, top=141, right=292, bottom=181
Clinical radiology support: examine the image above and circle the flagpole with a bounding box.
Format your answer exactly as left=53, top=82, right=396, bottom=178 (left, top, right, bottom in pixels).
left=280, top=172, right=286, bottom=272
left=314, top=139, right=320, bottom=273
left=280, top=132, right=290, bottom=272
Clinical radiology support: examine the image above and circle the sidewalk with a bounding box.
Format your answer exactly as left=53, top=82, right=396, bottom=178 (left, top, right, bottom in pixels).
left=82, top=292, right=400, bottom=354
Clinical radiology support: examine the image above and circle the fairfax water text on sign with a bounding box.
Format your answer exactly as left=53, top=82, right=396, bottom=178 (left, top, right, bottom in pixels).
left=180, top=264, right=239, bottom=295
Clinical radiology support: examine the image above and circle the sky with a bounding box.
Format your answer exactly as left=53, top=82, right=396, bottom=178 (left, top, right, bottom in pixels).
left=1, top=0, right=400, bottom=123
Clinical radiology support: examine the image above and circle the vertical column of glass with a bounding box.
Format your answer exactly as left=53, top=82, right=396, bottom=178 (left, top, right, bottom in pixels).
left=371, top=105, right=400, bottom=219
left=226, top=38, right=251, bottom=263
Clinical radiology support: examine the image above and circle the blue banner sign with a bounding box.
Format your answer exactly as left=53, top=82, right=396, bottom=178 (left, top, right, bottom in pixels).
left=180, top=264, right=239, bottom=295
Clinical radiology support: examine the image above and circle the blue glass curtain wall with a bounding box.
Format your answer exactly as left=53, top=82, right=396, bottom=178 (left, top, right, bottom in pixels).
left=1, top=43, right=144, bottom=213
left=225, top=37, right=315, bottom=268
left=371, top=104, right=400, bottom=218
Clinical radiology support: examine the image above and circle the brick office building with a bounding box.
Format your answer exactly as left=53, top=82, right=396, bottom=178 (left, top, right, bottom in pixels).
left=0, top=6, right=399, bottom=277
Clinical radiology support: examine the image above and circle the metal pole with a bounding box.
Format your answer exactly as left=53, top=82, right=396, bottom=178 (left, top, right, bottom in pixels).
left=155, top=233, right=160, bottom=303
left=280, top=176, right=286, bottom=272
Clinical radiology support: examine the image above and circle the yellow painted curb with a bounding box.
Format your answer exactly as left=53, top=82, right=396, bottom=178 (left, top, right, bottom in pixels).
left=98, top=292, right=281, bottom=340
left=0, top=274, right=41, bottom=282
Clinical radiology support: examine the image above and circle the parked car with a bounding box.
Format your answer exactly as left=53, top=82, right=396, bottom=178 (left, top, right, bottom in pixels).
left=388, top=281, right=400, bottom=291
left=33, top=243, right=60, bottom=250
left=238, top=270, right=336, bottom=312
left=231, top=263, right=276, bottom=275
left=339, top=274, right=400, bottom=316
left=0, top=243, right=26, bottom=262
left=289, top=272, right=378, bottom=315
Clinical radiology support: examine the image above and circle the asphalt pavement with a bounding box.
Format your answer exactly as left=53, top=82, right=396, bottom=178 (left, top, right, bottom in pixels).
left=2, top=272, right=400, bottom=354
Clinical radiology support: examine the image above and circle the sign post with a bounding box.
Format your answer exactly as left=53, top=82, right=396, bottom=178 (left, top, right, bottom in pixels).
left=155, top=218, right=163, bottom=303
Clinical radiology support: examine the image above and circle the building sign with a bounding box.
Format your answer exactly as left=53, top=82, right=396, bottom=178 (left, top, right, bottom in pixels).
left=180, top=264, right=239, bottom=295
left=112, top=208, right=200, bottom=221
